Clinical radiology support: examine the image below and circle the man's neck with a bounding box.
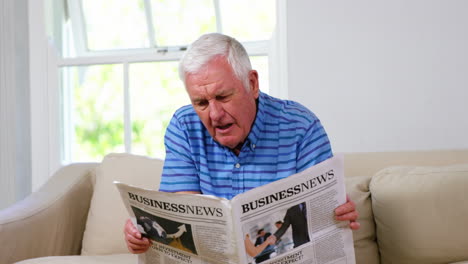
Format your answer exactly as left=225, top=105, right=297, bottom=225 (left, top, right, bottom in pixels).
left=232, top=142, right=243, bottom=156
left=230, top=97, right=259, bottom=156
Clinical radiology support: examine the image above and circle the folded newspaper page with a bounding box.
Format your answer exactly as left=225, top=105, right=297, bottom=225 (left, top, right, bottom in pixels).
left=115, top=155, right=355, bottom=264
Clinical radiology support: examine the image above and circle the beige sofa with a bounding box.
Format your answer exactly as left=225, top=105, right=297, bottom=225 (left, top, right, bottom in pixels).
left=1, top=150, right=468, bottom=264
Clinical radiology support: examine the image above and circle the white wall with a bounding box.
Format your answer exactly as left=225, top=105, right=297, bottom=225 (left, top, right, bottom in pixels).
left=287, top=0, right=468, bottom=152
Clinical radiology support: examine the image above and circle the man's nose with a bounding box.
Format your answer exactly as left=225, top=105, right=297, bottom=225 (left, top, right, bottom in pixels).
left=209, top=101, right=224, bottom=121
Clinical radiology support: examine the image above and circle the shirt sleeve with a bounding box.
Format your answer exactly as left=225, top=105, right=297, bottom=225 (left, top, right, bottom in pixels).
left=158, top=114, right=201, bottom=193
left=296, top=117, right=333, bottom=172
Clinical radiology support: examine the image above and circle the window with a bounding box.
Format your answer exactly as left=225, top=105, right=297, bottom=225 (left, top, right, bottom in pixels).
left=56, top=0, right=277, bottom=163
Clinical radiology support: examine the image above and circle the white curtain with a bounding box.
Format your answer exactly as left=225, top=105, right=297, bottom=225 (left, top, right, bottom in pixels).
left=0, top=0, right=32, bottom=209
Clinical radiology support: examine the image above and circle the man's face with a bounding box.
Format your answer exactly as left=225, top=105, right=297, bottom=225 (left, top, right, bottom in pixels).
left=185, top=56, right=259, bottom=150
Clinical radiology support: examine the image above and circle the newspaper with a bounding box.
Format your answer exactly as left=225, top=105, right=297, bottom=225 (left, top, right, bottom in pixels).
left=115, top=155, right=356, bottom=264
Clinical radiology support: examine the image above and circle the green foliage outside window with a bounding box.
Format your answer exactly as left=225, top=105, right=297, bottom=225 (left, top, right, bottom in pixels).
left=69, top=64, right=125, bottom=161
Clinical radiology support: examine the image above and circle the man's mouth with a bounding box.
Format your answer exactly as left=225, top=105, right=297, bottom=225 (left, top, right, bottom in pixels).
left=216, top=123, right=233, bottom=131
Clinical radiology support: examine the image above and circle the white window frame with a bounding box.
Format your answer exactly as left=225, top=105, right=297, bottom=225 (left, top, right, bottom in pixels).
left=29, top=0, right=288, bottom=190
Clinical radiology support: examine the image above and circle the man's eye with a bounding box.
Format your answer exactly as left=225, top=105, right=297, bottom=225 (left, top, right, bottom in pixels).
left=196, top=100, right=208, bottom=107
left=216, top=95, right=228, bottom=101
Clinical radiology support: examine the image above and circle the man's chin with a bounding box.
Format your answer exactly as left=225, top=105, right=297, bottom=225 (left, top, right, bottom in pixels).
left=215, top=138, right=239, bottom=150
left=219, top=142, right=238, bottom=149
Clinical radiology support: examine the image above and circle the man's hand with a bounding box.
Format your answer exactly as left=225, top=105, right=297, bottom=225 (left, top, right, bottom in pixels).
left=266, top=235, right=277, bottom=245
left=334, top=195, right=360, bottom=230
left=124, top=218, right=151, bottom=254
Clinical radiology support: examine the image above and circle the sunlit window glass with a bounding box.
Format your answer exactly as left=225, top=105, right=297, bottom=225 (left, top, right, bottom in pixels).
left=62, top=64, right=124, bottom=161
left=129, top=61, right=190, bottom=158
left=60, top=0, right=277, bottom=163
left=219, top=0, right=276, bottom=42
left=150, top=0, right=216, bottom=46
left=250, top=56, right=269, bottom=94
left=81, top=0, right=149, bottom=50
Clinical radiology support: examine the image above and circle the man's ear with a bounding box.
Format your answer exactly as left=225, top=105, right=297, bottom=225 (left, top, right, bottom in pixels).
left=248, top=70, right=260, bottom=99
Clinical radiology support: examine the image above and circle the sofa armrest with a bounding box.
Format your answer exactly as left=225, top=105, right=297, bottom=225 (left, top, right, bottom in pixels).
left=0, top=163, right=98, bottom=264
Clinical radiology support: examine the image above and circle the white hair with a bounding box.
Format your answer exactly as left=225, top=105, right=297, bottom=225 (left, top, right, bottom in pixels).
left=179, top=33, right=252, bottom=90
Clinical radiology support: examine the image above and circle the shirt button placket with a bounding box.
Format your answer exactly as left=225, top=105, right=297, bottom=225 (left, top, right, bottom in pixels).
left=234, top=162, right=242, bottom=195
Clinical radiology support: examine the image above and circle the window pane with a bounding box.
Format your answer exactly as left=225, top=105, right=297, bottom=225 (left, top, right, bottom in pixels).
left=250, top=56, right=269, bottom=94
left=129, top=61, right=190, bottom=158
left=81, top=0, right=149, bottom=50
left=150, top=0, right=216, bottom=46
left=62, top=64, right=124, bottom=162
left=220, top=0, right=276, bottom=42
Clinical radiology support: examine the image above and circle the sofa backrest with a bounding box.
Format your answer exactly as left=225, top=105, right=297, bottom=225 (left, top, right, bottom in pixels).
left=81, top=153, right=164, bottom=256
left=343, top=149, right=468, bottom=264
left=344, top=149, right=468, bottom=177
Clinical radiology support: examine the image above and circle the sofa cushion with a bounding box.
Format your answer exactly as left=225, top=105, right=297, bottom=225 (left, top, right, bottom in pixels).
left=370, top=164, right=468, bottom=264
left=15, top=254, right=137, bottom=264
left=345, top=176, right=379, bottom=264
left=81, top=153, right=163, bottom=255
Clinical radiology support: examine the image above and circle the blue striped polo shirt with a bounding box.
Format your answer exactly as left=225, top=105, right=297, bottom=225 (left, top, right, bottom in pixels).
left=159, top=92, right=332, bottom=200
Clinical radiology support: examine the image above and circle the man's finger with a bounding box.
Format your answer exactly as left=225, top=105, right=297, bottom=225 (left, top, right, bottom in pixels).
left=126, top=233, right=150, bottom=245
left=334, top=200, right=356, bottom=216
left=349, top=221, right=361, bottom=230
left=127, top=240, right=151, bottom=250
left=127, top=244, right=149, bottom=254
left=335, top=211, right=359, bottom=222
left=127, top=242, right=149, bottom=251
left=125, top=219, right=142, bottom=239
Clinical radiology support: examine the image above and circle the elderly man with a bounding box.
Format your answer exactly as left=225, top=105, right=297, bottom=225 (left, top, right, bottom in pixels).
left=124, top=33, right=359, bottom=254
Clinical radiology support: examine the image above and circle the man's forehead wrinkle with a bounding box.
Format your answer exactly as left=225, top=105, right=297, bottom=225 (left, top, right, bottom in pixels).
left=192, top=77, right=223, bottom=95
left=190, top=84, right=217, bottom=103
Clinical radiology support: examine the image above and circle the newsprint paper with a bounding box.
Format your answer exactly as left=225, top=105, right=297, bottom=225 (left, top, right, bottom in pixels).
left=115, top=155, right=356, bottom=264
